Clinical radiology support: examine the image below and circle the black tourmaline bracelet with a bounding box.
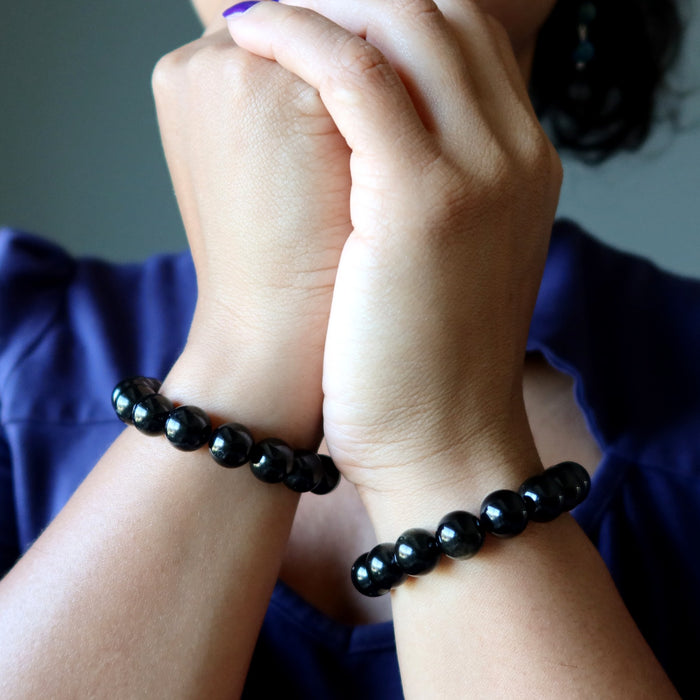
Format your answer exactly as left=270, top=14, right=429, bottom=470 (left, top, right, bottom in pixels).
left=112, top=376, right=340, bottom=495
left=351, top=461, right=591, bottom=597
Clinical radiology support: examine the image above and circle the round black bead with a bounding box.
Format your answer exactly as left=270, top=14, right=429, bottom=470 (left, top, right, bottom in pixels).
left=436, top=510, right=484, bottom=560
left=284, top=450, right=324, bottom=493
left=209, top=422, right=254, bottom=468
left=249, top=438, right=293, bottom=484
left=351, top=553, right=390, bottom=597
left=548, top=461, right=591, bottom=511
left=111, top=377, right=161, bottom=424
left=311, top=455, right=341, bottom=495
left=395, top=528, right=441, bottom=576
left=165, top=405, right=212, bottom=451
left=132, top=394, right=174, bottom=435
left=367, top=543, right=407, bottom=590
left=519, top=471, right=564, bottom=522
left=480, top=489, right=529, bottom=537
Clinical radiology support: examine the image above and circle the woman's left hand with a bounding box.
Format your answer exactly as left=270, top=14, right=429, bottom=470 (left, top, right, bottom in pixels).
left=226, top=0, right=562, bottom=507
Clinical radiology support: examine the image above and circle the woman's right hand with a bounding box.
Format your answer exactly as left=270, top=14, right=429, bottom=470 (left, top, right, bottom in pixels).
left=151, top=17, right=352, bottom=442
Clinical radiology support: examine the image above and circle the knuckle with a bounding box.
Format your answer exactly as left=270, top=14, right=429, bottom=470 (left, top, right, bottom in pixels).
left=517, top=129, right=548, bottom=166
left=334, top=35, right=392, bottom=83
left=550, top=148, right=564, bottom=188
left=151, top=48, right=186, bottom=97
left=184, top=42, right=224, bottom=78
left=468, top=141, right=514, bottom=192
left=218, top=48, right=259, bottom=88
left=519, top=129, right=563, bottom=188
left=283, top=80, right=327, bottom=122
left=178, top=32, right=252, bottom=82
left=393, top=0, right=441, bottom=22
left=187, top=43, right=266, bottom=102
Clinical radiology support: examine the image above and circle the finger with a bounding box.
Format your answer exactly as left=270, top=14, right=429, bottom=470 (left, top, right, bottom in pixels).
left=287, top=0, right=520, bottom=130
left=431, top=0, right=543, bottom=154
left=476, top=13, right=556, bottom=161
left=274, top=0, right=482, bottom=137
left=225, top=1, right=444, bottom=167
left=466, top=11, right=537, bottom=119
left=225, top=0, right=535, bottom=161
left=308, top=0, right=540, bottom=146
left=423, top=0, right=551, bottom=158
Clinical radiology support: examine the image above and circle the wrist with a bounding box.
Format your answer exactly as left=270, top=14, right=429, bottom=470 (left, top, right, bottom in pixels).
left=354, top=426, right=543, bottom=543
left=352, top=460, right=591, bottom=600
left=162, top=336, right=324, bottom=451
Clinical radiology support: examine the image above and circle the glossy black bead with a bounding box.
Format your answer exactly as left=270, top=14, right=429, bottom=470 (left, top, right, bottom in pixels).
left=548, top=461, right=591, bottom=511
left=519, top=471, right=564, bottom=522
left=132, top=394, right=174, bottom=435
left=351, top=553, right=390, bottom=597
left=436, top=511, right=485, bottom=559
left=165, top=405, right=212, bottom=451
left=311, top=455, right=341, bottom=495
left=209, top=422, right=254, bottom=468
left=368, top=543, right=407, bottom=590
left=395, top=528, right=441, bottom=576
left=480, top=489, right=529, bottom=537
left=111, top=377, right=161, bottom=424
left=249, top=438, right=293, bottom=483
left=284, top=450, right=324, bottom=493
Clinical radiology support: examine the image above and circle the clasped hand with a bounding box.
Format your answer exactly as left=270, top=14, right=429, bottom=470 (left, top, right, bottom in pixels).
left=153, top=0, right=562, bottom=498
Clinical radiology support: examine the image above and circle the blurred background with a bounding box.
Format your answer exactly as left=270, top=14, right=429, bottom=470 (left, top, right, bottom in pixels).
left=1, top=0, right=699, bottom=275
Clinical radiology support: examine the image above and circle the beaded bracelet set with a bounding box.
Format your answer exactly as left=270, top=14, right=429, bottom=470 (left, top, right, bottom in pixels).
left=113, top=376, right=591, bottom=597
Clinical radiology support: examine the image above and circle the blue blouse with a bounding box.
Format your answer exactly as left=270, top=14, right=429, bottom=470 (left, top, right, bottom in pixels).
left=1, top=221, right=699, bottom=698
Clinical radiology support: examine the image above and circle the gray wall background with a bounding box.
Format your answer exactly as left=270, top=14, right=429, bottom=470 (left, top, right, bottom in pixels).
left=2, top=1, right=699, bottom=276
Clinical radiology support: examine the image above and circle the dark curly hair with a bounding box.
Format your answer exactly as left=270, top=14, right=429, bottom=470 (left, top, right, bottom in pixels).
left=531, top=0, right=686, bottom=162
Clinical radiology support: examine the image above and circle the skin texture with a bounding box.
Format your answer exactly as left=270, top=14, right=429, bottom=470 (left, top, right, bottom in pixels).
left=0, top=0, right=680, bottom=697
left=218, top=6, right=677, bottom=695
left=191, top=0, right=556, bottom=76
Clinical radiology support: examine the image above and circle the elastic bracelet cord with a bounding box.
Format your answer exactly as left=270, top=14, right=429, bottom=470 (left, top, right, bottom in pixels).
left=112, top=376, right=340, bottom=495
left=351, top=461, right=591, bottom=597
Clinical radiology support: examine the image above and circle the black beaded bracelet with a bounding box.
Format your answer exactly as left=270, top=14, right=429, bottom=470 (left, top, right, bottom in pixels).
left=112, top=376, right=340, bottom=495
left=351, top=461, right=591, bottom=597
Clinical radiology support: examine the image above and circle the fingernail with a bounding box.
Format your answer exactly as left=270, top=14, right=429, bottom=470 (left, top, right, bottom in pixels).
left=223, top=1, right=260, bottom=17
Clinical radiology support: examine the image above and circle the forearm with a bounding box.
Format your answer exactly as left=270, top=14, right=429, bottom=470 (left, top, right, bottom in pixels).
left=361, top=451, right=679, bottom=699
left=0, top=348, right=319, bottom=699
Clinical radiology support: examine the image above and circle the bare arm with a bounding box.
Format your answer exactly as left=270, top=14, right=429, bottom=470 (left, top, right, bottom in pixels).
left=0, top=355, right=301, bottom=698
left=362, top=475, right=678, bottom=697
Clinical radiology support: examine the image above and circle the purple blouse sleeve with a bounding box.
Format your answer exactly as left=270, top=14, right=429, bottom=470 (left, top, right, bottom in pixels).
left=0, top=228, right=196, bottom=573
left=0, top=229, right=75, bottom=574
